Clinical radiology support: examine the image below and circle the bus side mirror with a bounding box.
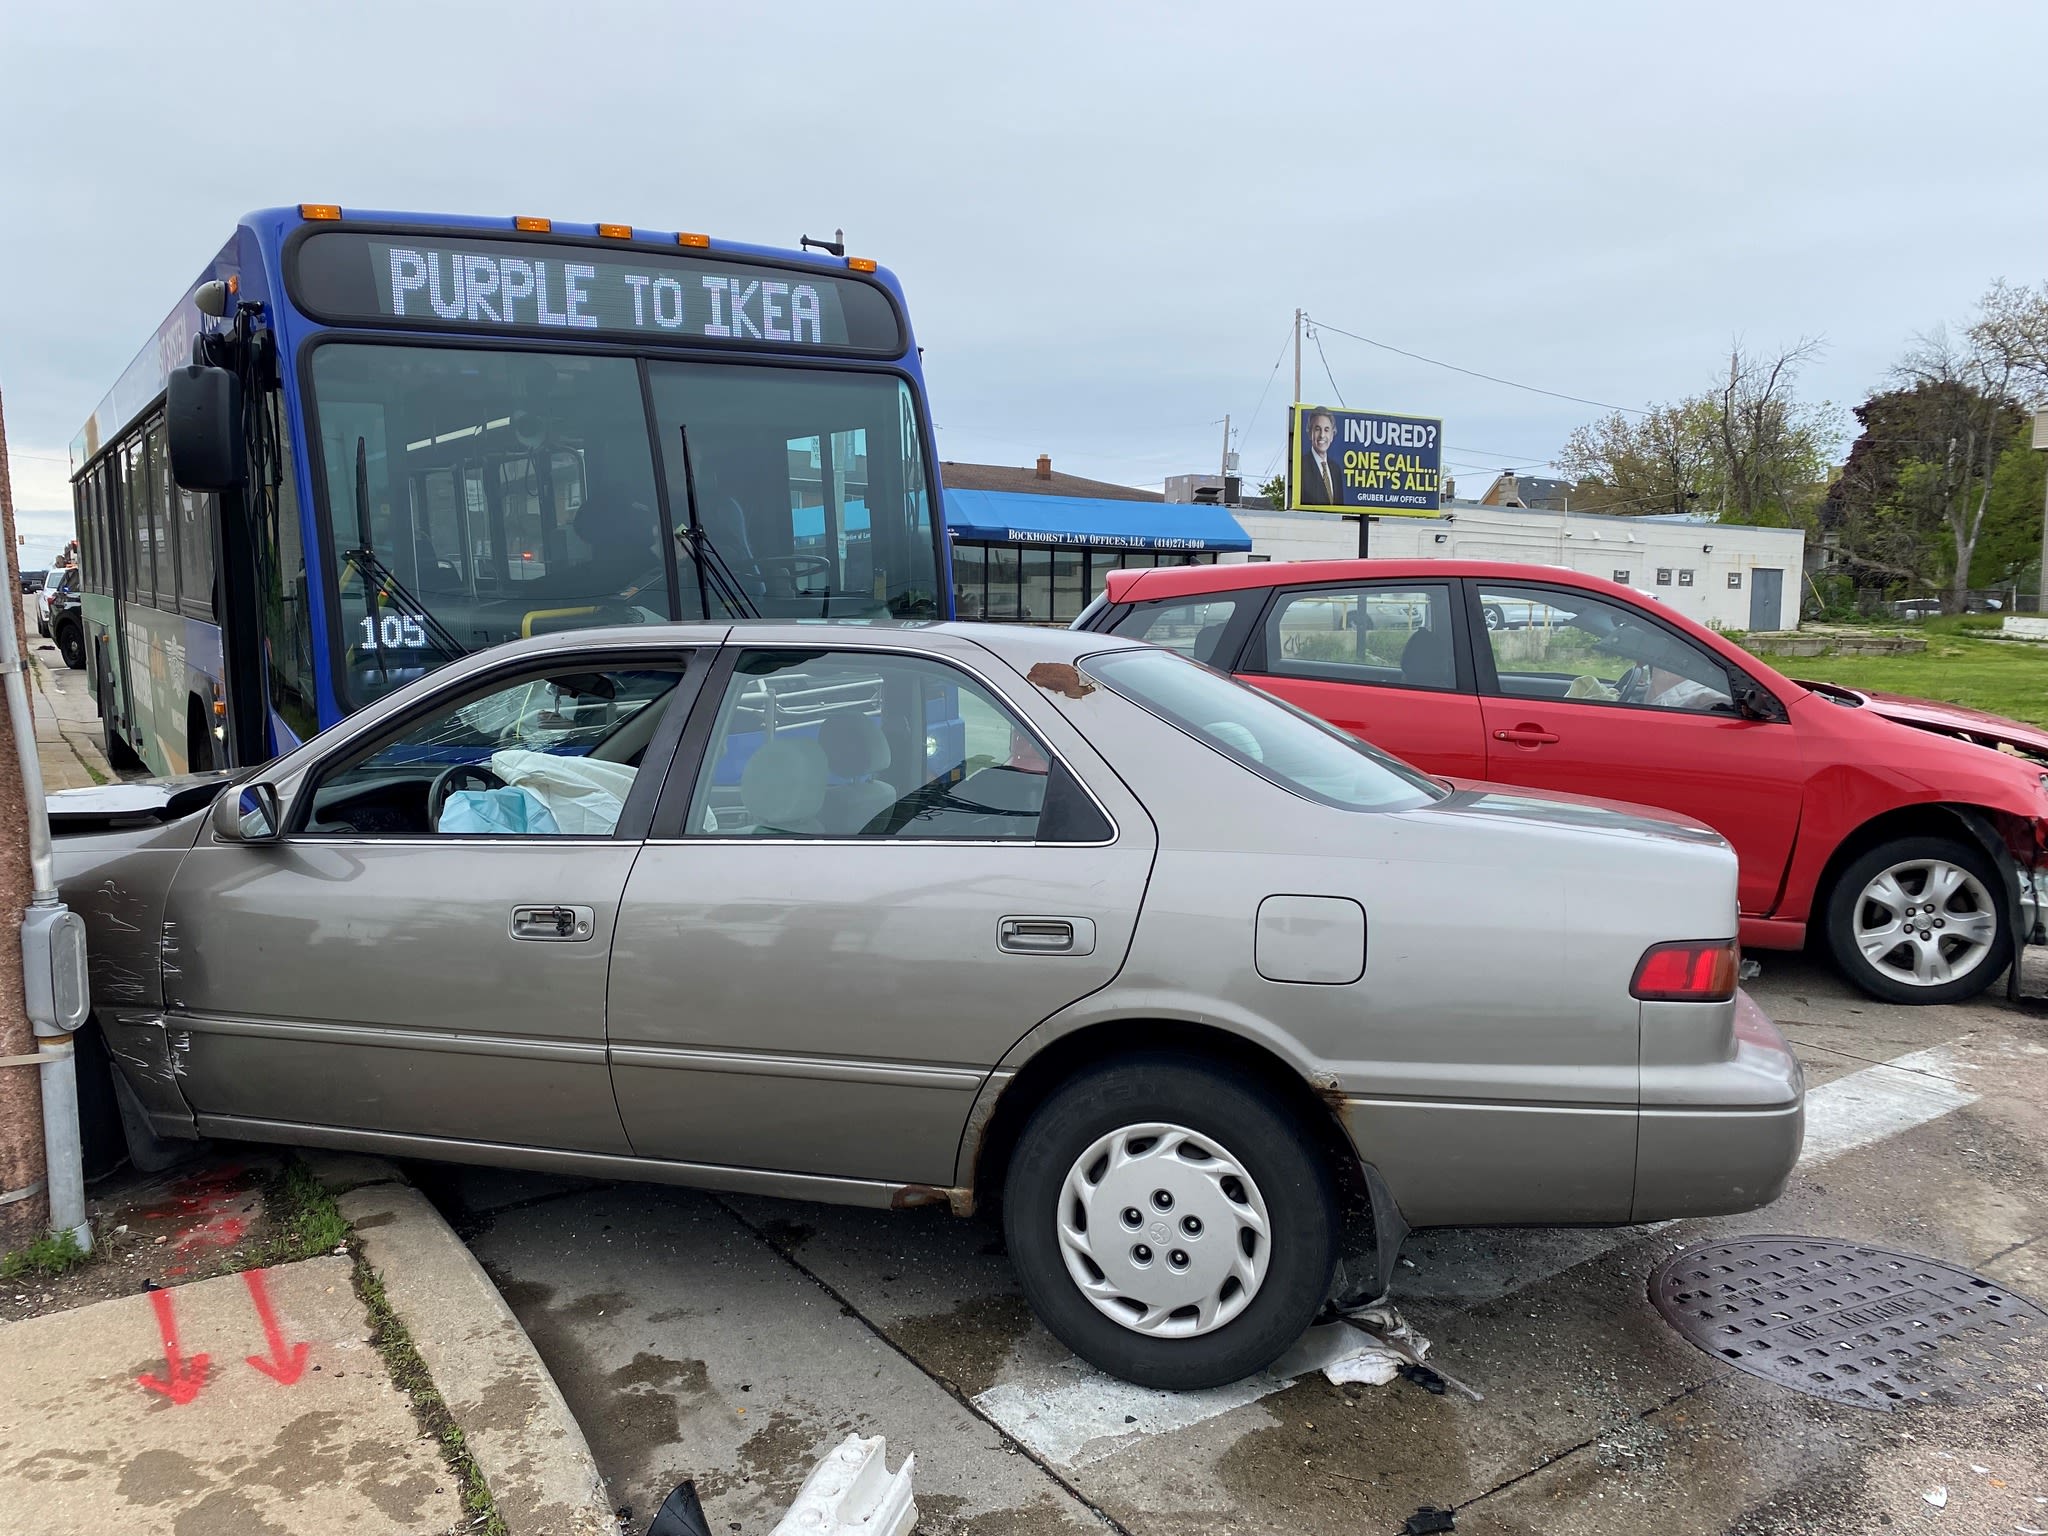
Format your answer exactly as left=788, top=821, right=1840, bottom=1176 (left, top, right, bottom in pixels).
left=212, top=781, right=281, bottom=843
left=167, top=365, right=246, bottom=490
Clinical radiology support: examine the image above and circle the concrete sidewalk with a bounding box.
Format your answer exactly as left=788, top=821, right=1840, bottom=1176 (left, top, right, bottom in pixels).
left=24, top=619, right=115, bottom=791
left=0, top=1150, right=619, bottom=1535
left=0, top=1256, right=470, bottom=1533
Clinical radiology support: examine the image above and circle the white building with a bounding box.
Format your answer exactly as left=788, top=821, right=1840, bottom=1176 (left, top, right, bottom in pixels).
left=1225, top=501, right=1805, bottom=632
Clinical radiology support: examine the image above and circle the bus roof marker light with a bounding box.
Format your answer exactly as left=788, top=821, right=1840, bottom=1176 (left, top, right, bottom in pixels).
left=676, top=232, right=710, bottom=248
left=598, top=223, right=633, bottom=240
left=513, top=215, right=551, bottom=233
left=299, top=204, right=342, bottom=221
left=846, top=257, right=878, bottom=273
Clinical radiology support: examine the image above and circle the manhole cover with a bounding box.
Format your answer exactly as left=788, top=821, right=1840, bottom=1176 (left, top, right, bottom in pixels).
left=1650, top=1235, right=2048, bottom=1410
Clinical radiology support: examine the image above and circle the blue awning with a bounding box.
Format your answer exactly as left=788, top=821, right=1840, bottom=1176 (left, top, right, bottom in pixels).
left=944, top=488, right=1252, bottom=554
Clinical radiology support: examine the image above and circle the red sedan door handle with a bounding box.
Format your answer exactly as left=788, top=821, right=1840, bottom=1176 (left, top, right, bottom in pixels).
left=1493, top=724, right=1560, bottom=747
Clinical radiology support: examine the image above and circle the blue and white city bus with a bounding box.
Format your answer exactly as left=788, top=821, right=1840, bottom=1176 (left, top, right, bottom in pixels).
left=71, top=205, right=951, bottom=774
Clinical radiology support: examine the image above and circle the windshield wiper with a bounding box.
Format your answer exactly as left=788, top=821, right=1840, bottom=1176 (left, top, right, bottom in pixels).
left=675, top=423, right=758, bottom=620
left=346, top=433, right=467, bottom=665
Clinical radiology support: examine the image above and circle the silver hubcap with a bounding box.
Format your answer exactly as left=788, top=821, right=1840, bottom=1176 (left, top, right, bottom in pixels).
left=1853, top=858, right=1998, bottom=989
left=1056, top=1122, right=1271, bottom=1339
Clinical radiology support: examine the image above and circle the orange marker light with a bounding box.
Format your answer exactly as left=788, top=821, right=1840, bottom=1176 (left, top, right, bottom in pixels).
left=676, top=232, right=710, bottom=248
left=226, top=274, right=240, bottom=294
left=847, top=257, right=878, bottom=273
left=513, top=215, right=551, bottom=232
left=597, top=223, right=632, bottom=240
left=299, top=204, right=342, bottom=221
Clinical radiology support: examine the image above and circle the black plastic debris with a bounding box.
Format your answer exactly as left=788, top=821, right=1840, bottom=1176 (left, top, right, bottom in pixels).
left=645, top=1480, right=712, bottom=1536
left=1402, top=1507, right=1456, bottom=1534
left=1397, top=1362, right=1448, bottom=1395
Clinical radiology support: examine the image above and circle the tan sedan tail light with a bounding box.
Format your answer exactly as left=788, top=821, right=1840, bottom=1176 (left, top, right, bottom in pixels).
left=1632, top=940, right=1739, bottom=1002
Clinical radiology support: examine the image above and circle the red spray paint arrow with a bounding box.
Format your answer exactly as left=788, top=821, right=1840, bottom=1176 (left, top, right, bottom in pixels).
left=242, top=1268, right=309, bottom=1385
left=136, top=1288, right=210, bottom=1404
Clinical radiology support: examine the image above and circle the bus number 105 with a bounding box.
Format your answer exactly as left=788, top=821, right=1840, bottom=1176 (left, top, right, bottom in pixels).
left=360, top=613, right=430, bottom=650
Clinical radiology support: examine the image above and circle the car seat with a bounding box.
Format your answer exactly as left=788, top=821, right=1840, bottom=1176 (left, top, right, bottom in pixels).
left=739, top=736, right=827, bottom=834
left=817, top=715, right=895, bottom=835
left=1399, top=625, right=1454, bottom=688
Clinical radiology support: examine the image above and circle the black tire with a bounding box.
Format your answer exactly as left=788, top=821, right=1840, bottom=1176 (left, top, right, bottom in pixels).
left=98, top=673, right=146, bottom=774
left=1825, top=834, right=2011, bottom=1005
left=55, top=620, right=85, bottom=671
left=1003, top=1053, right=1337, bottom=1390
left=1483, top=603, right=1506, bottom=632
left=187, top=705, right=215, bottom=773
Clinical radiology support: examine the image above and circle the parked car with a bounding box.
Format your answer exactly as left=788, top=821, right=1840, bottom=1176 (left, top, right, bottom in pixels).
left=18, top=568, right=46, bottom=596
left=1078, top=560, right=2048, bottom=1006
left=35, top=564, right=78, bottom=637
left=51, top=621, right=1801, bottom=1389
left=46, top=573, right=85, bottom=670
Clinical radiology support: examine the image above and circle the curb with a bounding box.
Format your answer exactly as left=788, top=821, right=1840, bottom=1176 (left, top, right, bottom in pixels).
left=305, top=1153, right=619, bottom=1536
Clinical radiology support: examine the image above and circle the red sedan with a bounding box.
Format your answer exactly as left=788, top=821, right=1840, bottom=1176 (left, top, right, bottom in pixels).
left=1076, top=559, right=2048, bottom=1004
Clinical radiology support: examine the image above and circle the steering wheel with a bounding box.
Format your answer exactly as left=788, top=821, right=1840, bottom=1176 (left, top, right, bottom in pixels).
left=427, top=762, right=506, bottom=829
left=760, top=553, right=834, bottom=595
left=1615, top=663, right=1652, bottom=705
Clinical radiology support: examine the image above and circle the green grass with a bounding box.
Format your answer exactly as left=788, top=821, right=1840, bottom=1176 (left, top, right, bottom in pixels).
left=252, top=1159, right=352, bottom=1266
left=1753, top=633, right=2048, bottom=727
left=353, top=1256, right=508, bottom=1535
left=0, top=1228, right=90, bottom=1281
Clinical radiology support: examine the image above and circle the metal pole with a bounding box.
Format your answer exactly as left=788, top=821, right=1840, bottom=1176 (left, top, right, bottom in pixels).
left=1219, top=414, right=1231, bottom=484
left=1288, top=311, right=1302, bottom=512
left=2033, top=409, right=2047, bottom=614
left=0, top=514, right=89, bottom=1253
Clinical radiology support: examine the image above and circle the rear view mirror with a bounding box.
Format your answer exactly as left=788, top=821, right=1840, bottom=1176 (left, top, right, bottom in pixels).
left=547, top=672, right=617, bottom=701
left=166, top=365, right=245, bottom=490
left=212, top=781, right=281, bottom=843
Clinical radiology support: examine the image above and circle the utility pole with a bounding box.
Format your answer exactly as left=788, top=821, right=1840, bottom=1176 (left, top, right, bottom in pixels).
left=1218, top=414, right=1231, bottom=483
left=2033, top=408, right=2047, bottom=614
left=1289, top=310, right=1302, bottom=513
left=0, top=385, right=50, bottom=1249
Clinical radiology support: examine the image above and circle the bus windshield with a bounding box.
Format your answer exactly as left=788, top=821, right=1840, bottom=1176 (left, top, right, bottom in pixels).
left=308, top=343, right=939, bottom=704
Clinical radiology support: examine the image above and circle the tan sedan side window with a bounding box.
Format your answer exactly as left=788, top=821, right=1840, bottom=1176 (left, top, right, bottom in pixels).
left=687, top=649, right=1081, bottom=840
left=304, top=667, right=688, bottom=837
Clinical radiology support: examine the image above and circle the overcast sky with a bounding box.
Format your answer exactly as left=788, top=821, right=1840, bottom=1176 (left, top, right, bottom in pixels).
left=4, top=0, right=2044, bottom=556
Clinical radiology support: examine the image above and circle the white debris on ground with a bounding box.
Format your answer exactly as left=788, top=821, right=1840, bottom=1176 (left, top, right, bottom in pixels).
left=1322, top=1299, right=1430, bottom=1389
left=768, top=1434, right=916, bottom=1536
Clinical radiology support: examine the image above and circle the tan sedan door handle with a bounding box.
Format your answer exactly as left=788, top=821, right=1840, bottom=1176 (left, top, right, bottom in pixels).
left=999, top=916, right=1097, bottom=956
left=510, top=904, right=595, bottom=941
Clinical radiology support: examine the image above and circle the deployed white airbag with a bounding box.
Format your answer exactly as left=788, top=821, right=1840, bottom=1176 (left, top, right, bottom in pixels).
left=489, top=749, right=639, bottom=836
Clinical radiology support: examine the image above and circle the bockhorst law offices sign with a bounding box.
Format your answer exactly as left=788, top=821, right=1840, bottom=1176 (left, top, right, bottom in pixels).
left=1292, top=405, right=1444, bottom=515
left=1000, top=529, right=1221, bottom=551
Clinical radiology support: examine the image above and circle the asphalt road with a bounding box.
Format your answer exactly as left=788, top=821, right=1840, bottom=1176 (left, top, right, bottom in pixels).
left=421, top=949, right=2048, bottom=1536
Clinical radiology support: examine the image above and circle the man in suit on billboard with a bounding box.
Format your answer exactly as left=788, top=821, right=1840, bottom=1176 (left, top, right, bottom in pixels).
left=1298, top=409, right=1341, bottom=507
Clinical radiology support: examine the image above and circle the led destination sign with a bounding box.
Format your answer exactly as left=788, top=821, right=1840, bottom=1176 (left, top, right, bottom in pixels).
left=290, top=230, right=903, bottom=354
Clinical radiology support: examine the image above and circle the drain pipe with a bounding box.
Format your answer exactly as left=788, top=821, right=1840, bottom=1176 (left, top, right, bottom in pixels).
left=0, top=555, right=91, bottom=1254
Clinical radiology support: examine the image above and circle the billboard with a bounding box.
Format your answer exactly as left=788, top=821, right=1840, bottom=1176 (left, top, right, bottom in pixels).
left=1291, top=405, right=1443, bottom=515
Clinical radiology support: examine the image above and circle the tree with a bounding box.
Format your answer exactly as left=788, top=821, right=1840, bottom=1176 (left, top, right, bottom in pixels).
left=1712, top=342, right=1840, bottom=527
left=1558, top=345, right=1839, bottom=525
left=1257, top=473, right=1287, bottom=508
left=1888, top=311, right=2035, bottom=612
left=1557, top=398, right=1720, bottom=516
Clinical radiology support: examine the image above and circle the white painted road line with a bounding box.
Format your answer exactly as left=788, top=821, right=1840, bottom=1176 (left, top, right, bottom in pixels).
left=1798, top=1043, right=1978, bottom=1165
left=977, top=1040, right=1983, bottom=1471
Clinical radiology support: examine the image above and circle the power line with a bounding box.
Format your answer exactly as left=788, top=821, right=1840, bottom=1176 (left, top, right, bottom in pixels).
left=1308, top=315, right=1651, bottom=417
left=1238, top=319, right=1296, bottom=454
left=1310, top=325, right=1347, bottom=408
